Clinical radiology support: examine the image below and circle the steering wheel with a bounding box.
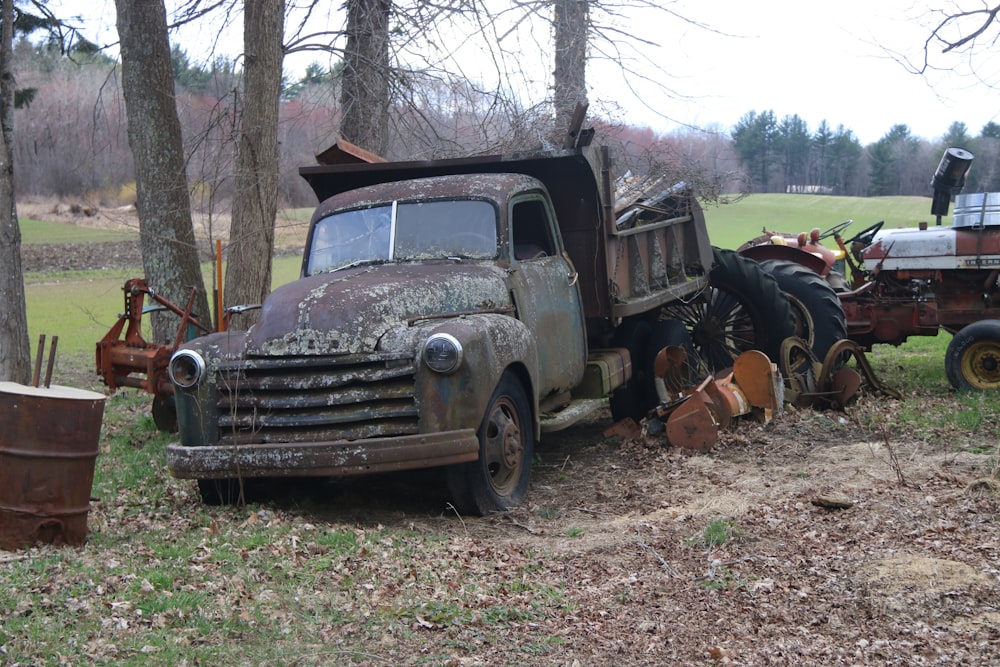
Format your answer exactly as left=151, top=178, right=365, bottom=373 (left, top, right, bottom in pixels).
left=847, top=221, right=884, bottom=247
left=817, top=219, right=854, bottom=240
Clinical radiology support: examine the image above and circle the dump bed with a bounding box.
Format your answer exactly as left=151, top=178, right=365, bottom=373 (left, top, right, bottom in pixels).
left=300, top=145, right=712, bottom=324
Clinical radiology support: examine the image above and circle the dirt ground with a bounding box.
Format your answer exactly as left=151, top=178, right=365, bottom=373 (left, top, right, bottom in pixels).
left=513, top=408, right=1000, bottom=665
left=21, top=206, right=1000, bottom=664
left=143, top=400, right=998, bottom=666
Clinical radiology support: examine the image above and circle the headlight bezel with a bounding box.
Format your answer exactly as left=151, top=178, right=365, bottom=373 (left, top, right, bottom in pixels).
left=168, top=349, right=206, bottom=389
left=421, top=333, right=464, bottom=374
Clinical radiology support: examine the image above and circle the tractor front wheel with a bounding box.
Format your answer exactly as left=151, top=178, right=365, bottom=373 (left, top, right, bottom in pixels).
left=946, top=320, right=1000, bottom=391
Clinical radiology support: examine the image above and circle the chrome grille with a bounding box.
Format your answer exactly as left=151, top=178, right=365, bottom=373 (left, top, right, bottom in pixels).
left=212, top=354, right=418, bottom=446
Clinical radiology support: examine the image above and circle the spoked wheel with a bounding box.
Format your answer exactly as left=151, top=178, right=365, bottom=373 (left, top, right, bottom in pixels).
left=662, top=248, right=796, bottom=373
left=447, top=372, right=533, bottom=515
left=650, top=317, right=696, bottom=402
left=946, top=321, right=1000, bottom=390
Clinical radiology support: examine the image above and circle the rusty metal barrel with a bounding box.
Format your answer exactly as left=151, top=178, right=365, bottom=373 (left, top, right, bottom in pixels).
left=0, top=381, right=105, bottom=550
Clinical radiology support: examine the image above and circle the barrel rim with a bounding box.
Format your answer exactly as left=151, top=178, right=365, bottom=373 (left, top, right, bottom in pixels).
left=0, top=381, right=106, bottom=401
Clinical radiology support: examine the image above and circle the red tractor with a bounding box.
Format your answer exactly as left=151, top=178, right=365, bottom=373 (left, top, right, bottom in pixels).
left=739, top=147, right=1000, bottom=391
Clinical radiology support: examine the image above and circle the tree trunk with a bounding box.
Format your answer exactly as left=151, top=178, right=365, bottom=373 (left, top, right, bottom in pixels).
left=552, top=0, right=588, bottom=139
left=115, top=0, right=210, bottom=343
left=340, top=0, right=390, bottom=156
left=0, top=0, right=30, bottom=383
left=224, top=0, right=284, bottom=330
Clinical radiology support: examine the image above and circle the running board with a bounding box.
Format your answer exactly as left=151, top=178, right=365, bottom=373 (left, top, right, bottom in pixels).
left=540, top=398, right=606, bottom=433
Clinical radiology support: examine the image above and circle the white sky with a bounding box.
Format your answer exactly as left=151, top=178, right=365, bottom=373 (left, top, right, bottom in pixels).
left=59, top=0, right=1000, bottom=145
left=646, top=0, right=1000, bottom=144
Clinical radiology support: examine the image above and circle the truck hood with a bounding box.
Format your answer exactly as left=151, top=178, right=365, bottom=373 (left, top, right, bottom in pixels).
left=245, top=262, right=511, bottom=356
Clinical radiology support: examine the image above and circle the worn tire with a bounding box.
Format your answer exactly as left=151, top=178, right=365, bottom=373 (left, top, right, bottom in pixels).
left=151, top=395, right=178, bottom=433
left=608, top=318, right=655, bottom=422
left=447, top=372, right=533, bottom=515
left=665, top=248, right=795, bottom=373
left=945, top=320, right=1000, bottom=391
left=759, top=259, right=847, bottom=363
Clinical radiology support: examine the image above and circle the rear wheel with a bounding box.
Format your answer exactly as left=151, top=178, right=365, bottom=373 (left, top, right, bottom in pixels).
left=608, top=318, right=655, bottom=422
left=663, top=248, right=795, bottom=373
left=447, top=372, right=533, bottom=515
left=946, top=321, right=1000, bottom=390
left=759, top=259, right=847, bottom=362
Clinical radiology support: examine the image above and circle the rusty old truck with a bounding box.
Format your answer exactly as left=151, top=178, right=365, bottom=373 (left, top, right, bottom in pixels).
left=165, top=143, right=794, bottom=513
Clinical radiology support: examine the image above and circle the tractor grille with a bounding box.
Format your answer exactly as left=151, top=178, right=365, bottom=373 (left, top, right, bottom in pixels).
left=211, top=354, right=419, bottom=446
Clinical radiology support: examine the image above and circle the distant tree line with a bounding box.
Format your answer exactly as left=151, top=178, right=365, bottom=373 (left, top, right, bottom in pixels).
left=731, top=110, right=998, bottom=197
left=14, top=37, right=1000, bottom=212
left=9, top=39, right=744, bottom=210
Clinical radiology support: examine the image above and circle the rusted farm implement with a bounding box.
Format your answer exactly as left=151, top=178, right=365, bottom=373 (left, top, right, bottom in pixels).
left=95, top=277, right=212, bottom=431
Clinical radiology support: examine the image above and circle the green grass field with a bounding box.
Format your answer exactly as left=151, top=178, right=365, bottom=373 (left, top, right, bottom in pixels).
left=703, top=193, right=933, bottom=250
left=20, top=218, right=139, bottom=245
left=25, top=256, right=302, bottom=371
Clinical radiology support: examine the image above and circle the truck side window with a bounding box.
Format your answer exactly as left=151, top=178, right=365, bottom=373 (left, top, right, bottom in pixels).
left=511, top=198, right=556, bottom=260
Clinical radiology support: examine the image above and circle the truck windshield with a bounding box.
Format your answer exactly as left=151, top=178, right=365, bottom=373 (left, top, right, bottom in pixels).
left=307, top=199, right=498, bottom=275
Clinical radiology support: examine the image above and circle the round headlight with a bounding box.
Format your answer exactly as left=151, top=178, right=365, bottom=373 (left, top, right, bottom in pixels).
left=169, top=349, right=206, bottom=389
left=422, top=333, right=463, bottom=374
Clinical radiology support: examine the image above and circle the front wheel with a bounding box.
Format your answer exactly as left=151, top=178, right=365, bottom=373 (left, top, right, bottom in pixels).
left=151, top=395, right=178, bottom=433
left=945, top=321, right=1000, bottom=390
left=447, top=372, right=533, bottom=515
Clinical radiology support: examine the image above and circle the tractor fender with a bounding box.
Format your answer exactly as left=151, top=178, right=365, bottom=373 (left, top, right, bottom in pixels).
left=739, top=243, right=829, bottom=276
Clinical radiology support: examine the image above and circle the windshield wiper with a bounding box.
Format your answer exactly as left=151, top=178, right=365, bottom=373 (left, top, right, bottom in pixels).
left=328, top=258, right=390, bottom=274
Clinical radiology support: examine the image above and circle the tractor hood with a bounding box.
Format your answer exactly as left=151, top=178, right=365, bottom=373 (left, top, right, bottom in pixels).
left=245, top=262, right=511, bottom=356
left=864, top=226, right=1000, bottom=272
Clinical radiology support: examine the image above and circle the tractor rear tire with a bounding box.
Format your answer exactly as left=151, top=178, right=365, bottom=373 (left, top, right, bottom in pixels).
left=945, top=320, right=1000, bottom=391
left=759, top=259, right=848, bottom=363
left=665, top=248, right=795, bottom=373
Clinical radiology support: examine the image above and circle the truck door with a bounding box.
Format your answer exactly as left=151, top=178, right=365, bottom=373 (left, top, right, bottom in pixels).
left=508, top=193, right=587, bottom=395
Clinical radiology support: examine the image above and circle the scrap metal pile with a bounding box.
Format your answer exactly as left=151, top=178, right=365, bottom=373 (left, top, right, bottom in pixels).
left=632, top=336, right=900, bottom=451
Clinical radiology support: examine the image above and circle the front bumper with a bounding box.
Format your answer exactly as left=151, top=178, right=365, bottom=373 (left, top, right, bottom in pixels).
left=166, top=429, right=479, bottom=479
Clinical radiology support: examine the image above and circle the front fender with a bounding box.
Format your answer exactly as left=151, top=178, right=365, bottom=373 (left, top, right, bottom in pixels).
left=395, top=314, right=538, bottom=436
left=172, top=330, right=249, bottom=447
